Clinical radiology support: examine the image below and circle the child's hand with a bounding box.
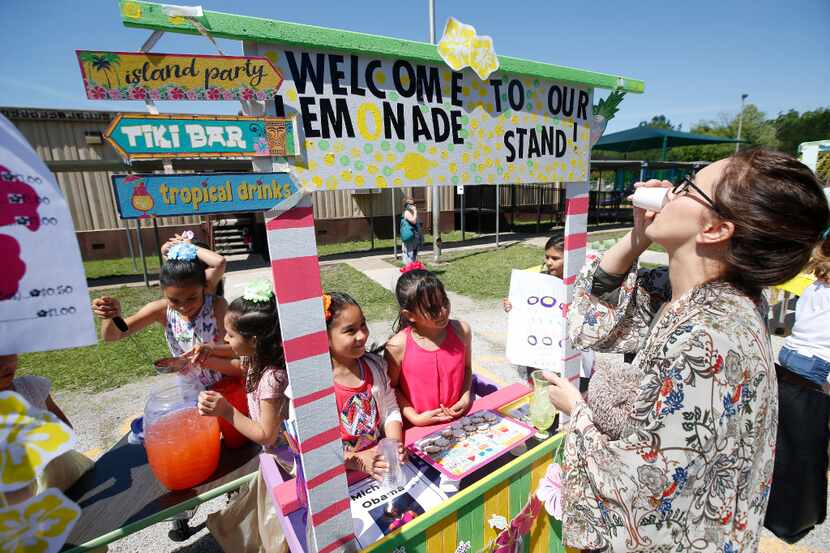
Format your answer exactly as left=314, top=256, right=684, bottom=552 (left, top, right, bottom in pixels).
left=446, top=391, right=472, bottom=417
left=502, top=298, right=512, bottom=313
left=197, top=390, right=232, bottom=419
left=352, top=447, right=389, bottom=481
left=187, top=343, right=215, bottom=366
left=414, top=408, right=453, bottom=426
left=91, top=296, right=121, bottom=319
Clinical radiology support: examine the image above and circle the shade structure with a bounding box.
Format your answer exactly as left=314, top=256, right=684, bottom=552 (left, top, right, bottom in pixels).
left=595, top=125, right=744, bottom=159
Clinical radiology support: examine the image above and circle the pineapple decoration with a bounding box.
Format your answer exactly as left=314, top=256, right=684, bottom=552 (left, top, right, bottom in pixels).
left=126, top=175, right=154, bottom=217
left=590, top=89, right=626, bottom=148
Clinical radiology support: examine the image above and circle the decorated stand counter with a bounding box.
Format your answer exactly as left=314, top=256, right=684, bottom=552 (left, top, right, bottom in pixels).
left=76, top=2, right=644, bottom=552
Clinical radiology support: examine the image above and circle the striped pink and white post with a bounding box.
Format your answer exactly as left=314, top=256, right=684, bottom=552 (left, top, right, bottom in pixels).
left=560, top=181, right=590, bottom=421
left=266, top=195, right=357, bottom=553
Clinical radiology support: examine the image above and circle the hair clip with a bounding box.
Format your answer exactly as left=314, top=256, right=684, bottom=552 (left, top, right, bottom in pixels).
left=167, top=242, right=198, bottom=261
left=243, top=279, right=273, bottom=303
left=822, top=226, right=830, bottom=241
left=322, top=294, right=332, bottom=321
left=400, top=261, right=425, bottom=274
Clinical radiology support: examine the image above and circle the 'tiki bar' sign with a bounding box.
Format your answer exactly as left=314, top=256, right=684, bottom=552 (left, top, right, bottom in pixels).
left=76, top=51, right=283, bottom=101
left=104, top=114, right=300, bottom=160
left=111, top=172, right=300, bottom=218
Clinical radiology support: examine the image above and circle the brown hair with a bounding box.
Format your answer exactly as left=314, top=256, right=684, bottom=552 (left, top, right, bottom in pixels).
left=807, top=239, right=830, bottom=283
left=713, top=149, right=830, bottom=297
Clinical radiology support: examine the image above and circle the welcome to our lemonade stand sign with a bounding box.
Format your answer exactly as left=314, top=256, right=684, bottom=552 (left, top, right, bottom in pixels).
left=253, top=47, right=595, bottom=192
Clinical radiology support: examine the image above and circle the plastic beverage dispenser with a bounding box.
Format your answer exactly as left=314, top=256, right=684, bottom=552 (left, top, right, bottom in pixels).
left=144, top=384, right=220, bottom=490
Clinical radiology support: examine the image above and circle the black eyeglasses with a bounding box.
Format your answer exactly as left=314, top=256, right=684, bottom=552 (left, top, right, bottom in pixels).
left=672, top=175, right=720, bottom=213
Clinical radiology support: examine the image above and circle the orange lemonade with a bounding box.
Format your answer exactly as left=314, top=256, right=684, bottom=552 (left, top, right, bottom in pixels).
left=144, top=407, right=220, bottom=490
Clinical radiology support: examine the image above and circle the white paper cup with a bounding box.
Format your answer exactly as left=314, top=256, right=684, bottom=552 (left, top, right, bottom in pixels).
left=631, top=187, right=669, bottom=212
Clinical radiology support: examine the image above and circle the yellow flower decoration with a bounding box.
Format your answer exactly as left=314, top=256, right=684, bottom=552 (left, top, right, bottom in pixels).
left=0, top=489, right=80, bottom=553
left=437, top=17, right=499, bottom=80
left=168, top=16, right=188, bottom=25
left=470, top=35, right=499, bottom=80
left=121, top=1, right=141, bottom=19
left=436, top=17, right=475, bottom=71
left=0, top=392, right=74, bottom=492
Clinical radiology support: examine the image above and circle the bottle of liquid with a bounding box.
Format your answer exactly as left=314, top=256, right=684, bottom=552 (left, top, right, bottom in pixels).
left=144, top=384, right=221, bottom=490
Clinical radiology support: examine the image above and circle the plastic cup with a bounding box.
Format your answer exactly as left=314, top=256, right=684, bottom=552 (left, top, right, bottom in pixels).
left=378, top=438, right=405, bottom=489
left=631, top=187, right=669, bottom=212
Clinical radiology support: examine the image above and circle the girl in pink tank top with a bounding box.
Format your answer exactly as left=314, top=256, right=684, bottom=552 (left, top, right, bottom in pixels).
left=385, top=265, right=473, bottom=427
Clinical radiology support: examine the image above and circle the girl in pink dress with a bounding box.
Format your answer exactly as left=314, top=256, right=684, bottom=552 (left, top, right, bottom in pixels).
left=385, top=266, right=473, bottom=427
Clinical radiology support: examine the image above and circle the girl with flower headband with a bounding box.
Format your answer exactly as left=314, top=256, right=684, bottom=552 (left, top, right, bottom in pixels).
left=324, top=292, right=405, bottom=480
left=92, top=240, right=238, bottom=393
left=197, top=279, right=289, bottom=552
left=385, top=265, right=473, bottom=426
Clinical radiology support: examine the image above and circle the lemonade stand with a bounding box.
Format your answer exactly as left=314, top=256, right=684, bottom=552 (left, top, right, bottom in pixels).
left=72, top=2, right=644, bottom=551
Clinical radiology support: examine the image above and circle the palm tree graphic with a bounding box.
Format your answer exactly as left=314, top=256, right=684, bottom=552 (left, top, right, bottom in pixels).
left=80, top=52, right=122, bottom=88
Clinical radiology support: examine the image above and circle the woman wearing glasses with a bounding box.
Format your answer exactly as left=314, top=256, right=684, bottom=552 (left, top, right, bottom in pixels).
left=543, top=149, right=829, bottom=552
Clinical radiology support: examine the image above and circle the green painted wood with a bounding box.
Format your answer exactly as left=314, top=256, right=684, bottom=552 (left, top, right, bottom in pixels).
left=457, top=496, right=485, bottom=553
left=404, top=531, right=428, bottom=553
left=118, top=1, right=644, bottom=93
left=509, top=469, right=531, bottom=553
left=549, top=516, right=567, bottom=553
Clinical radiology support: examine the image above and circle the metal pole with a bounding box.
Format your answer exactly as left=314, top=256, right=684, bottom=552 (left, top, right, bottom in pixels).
left=391, top=190, right=398, bottom=260
left=460, top=187, right=465, bottom=241
left=495, top=183, right=500, bottom=247
left=134, top=219, right=150, bottom=288
left=369, top=195, right=375, bottom=250
left=152, top=217, right=163, bottom=268
left=735, top=93, right=748, bottom=153
left=125, top=224, right=137, bottom=271
left=429, top=0, right=440, bottom=261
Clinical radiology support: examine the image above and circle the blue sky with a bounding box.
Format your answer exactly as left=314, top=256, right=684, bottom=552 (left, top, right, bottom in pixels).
left=1, top=0, right=828, bottom=133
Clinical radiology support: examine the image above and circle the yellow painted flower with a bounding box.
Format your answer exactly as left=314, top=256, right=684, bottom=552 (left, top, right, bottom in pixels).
left=437, top=17, right=476, bottom=71
left=395, top=153, right=438, bottom=180
left=168, top=16, right=188, bottom=26
left=0, top=392, right=74, bottom=492
left=469, top=35, right=499, bottom=80
left=121, top=1, right=141, bottom=19
left=0, top=489, right=80, bottom=553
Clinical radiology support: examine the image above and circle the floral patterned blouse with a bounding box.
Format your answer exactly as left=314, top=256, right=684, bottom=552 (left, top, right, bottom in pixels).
left=561, top=257, right=777, bottom=552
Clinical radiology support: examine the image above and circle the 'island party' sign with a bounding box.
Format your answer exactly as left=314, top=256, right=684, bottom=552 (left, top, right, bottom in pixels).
left=104, top=113, right=300, bottom=159
left=76, top=51, right=283, bottom=101
left=111, top=172, right=300, bottom=219
left=247, top=44, right=593, bottom=191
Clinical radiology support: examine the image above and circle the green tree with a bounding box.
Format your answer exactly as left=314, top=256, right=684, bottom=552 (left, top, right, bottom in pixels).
left=669, top=104, right=777, bottom=162
left=774, top=108, right=830, bottom=155
left=638, top=114, right=680, bottom=130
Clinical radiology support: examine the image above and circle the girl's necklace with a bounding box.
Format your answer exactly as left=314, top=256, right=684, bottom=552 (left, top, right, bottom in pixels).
left=411, top=327, right=445, bottom=349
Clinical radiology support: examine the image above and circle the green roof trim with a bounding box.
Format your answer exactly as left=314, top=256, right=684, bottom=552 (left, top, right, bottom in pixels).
left=118, top=0, right=644, bottom=93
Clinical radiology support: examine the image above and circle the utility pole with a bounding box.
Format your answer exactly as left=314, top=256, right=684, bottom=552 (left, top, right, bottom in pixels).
left=735, top=93, right=748, bottom=153
left=429, top=0, right=441, bottom=261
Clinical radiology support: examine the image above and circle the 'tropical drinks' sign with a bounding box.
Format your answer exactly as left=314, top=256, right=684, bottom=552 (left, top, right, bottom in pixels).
left=76, top=51, right=284, bottom=101
left=111, top=172, right=300, bottom=218
left=104, top=113, right=300, bottom=159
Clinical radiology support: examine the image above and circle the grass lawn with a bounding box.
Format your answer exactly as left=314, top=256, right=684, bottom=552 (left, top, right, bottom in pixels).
left=84, top=256, right=161, bottom=280
left=320, top=264, right=397, bottom=322
left=423, top=244, right=544, bottom=300
left=588, top=229, right=666, bottom=253
left=317, top=230, right=479, bottom=257
left=19, top=263, right=395, bottom=392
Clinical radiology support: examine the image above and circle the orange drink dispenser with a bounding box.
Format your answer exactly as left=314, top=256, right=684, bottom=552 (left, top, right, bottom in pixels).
left=144, top=384, right=220, bottom=490
left=209, top=377, right=251, bottom=448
